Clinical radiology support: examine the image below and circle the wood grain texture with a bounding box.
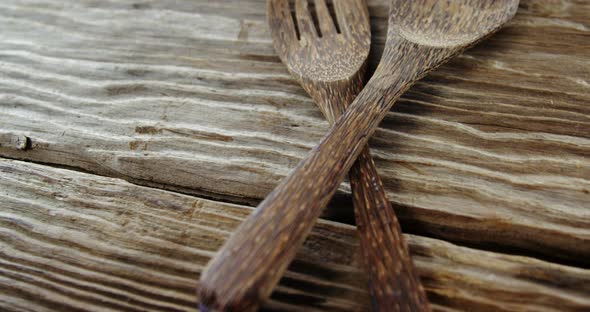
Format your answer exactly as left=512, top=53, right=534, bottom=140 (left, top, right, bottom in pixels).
left=0, top=0, right=589, bottom=266
left=1, top=159, right=590, bottom=311
left=199, top=1, right=518, bottom=310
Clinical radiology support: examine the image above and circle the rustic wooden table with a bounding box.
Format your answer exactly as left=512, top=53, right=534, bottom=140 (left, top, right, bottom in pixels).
left=1, top=0, right=589, bottom=311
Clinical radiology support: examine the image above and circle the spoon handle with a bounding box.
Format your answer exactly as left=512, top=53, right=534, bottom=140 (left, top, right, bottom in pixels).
left=198, top=41, right=451, bottom=311
left=349, top=146, right=430, bottom=312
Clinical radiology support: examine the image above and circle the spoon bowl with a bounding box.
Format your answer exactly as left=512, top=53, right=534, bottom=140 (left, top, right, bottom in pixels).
left=392, top=0, right=519, bottom=48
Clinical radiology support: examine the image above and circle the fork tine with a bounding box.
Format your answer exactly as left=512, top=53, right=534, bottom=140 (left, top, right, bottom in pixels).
left=295, top=0, right=318, bottom=41
left=334, top=0, right=369, bottom=36
left=314, top=0, right=336, bottom=35
left=268, top=0, right=298, bottom=46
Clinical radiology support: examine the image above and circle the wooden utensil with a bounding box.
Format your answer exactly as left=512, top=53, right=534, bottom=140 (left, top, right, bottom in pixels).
left=198, top=0, right=519, bottom=311
left=267, top=0, right=429, bottom=311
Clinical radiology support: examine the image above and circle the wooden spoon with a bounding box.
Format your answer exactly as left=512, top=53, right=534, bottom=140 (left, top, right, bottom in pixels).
left=198, top=0, right=519, bottom=311
left=268, top=0, right=429, bottom=311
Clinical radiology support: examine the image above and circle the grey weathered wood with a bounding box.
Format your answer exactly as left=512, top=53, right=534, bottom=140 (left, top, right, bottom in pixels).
left=0, top=0, right=589, bottom=265
left=1, top=159, right=589, bottom=311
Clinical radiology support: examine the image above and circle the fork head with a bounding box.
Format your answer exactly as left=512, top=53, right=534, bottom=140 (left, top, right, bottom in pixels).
left=268, top=0, right=370, bottom=83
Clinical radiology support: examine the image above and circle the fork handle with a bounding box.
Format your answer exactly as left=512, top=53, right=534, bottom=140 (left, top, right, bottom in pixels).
left=318, top=72, right=430, bottom=310
left=349, top=146, right=430, bottom=312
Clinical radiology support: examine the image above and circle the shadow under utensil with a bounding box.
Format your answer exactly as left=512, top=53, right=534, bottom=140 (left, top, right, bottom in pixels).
left=268, top=260, right=370, bottom=310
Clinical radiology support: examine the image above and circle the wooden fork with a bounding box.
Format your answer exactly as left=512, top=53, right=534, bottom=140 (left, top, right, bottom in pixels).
left=269, top=0, right=429, bottom=311
left=198, top=1, right=519, bottom=311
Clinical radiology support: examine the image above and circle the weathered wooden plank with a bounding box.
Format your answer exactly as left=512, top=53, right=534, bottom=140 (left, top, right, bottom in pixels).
left=1, top=159, right=589, bottom=311
left=0, top=0, right=588, bottom=264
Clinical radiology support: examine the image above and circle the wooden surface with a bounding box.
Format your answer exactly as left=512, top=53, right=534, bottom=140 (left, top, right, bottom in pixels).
left=2, top=159, right=590, bottom=312
left=0, top=0, right=589, bottom=310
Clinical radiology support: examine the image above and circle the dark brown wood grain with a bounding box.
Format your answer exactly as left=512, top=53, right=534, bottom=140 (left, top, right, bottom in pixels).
left=349, top=147, right=429, bottom=312
left=197, top=0, right=519, bottom=311
left=267, top=0, right=429, bottom=311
